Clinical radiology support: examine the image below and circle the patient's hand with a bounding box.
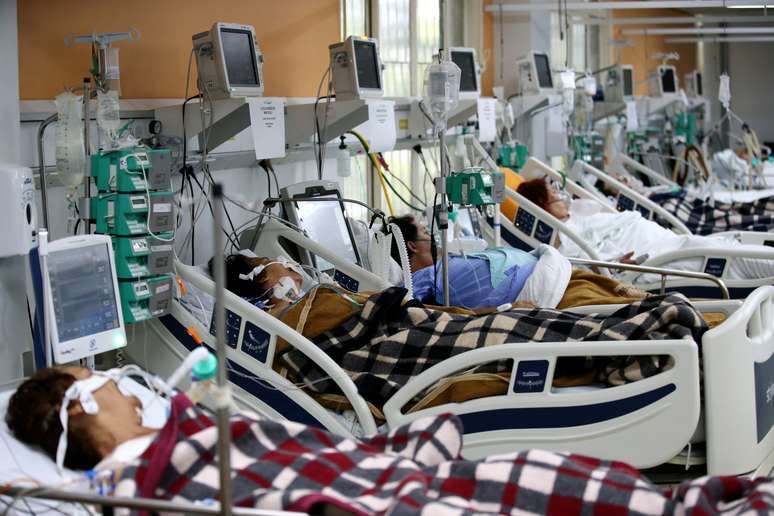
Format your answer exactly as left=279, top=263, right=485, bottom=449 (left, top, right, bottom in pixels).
left=512, top=301, right=536, bottom=309
left=618, top=251, right=637, bottom=265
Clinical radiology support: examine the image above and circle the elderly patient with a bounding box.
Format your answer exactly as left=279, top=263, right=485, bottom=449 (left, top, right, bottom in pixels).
left=8, top=367, right=772, bottom=514
left=388, top=215, right=542, bottom=308
left=517, top=177, right=774, bottom=281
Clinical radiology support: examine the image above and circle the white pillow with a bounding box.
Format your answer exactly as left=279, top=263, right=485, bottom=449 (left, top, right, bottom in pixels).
left=516, top=245, right=572, bottom=309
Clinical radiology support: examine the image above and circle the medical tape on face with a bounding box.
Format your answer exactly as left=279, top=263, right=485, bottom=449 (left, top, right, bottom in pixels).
left=56, top=374, right=113, bottom=472
left=272, top=276, right=300, bottom=301
left=238, top=257, right=305, bottom=282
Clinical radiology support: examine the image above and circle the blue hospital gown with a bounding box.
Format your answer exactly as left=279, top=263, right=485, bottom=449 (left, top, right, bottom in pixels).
left=412, top=254, right=537, bottom=308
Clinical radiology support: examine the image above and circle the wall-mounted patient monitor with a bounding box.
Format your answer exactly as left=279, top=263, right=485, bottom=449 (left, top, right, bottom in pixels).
left=329, top=36, right=384, bottom=101
left=649, top=65, right=678, bottom=97
left=516, top=51, right=554, bottom=96
left=192, top=22, right=264, bottom=100
left=42, top=234, right=126, bottom=364
left=685, top=70, right=703, bottom=98
left=449, top=47, right=480, bottom=99
left=605, top=64, right=634, bottom=103
left=622, top=65, right=634, bottom=99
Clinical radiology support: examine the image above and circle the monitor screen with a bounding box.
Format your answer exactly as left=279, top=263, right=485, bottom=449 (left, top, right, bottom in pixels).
left=354, top=40, right=381, bottom=90
left=451, top=50, right=478, bottom=92
left=696, top=72, right=703, bottom=96
left=294, top=198, right=359, bottom=272
left=661, top=67, right=676, bottom=94
left=220, top=28, right=260, bottom=87
left=49, top=243, right=120, bottom=343
left=534, top=53, right=553, bottom=89
left=453, top=207, right=482, bottom=240
left=623, top=68, right=634, bottom=97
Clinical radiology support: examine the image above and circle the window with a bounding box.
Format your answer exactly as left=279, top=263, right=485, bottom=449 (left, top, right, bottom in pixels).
left=339, top=0, right=371, bottom=221
left=339, top=0, right=442, bottom=218
left=376, top=0, right=440, bottom=216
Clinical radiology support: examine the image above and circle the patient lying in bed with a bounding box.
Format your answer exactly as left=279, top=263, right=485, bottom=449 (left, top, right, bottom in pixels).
left=7, top=367, right=773, bottom=514
left=214, top=253, right=709, bottom=417
left=518, top=178, right=774, bottom=281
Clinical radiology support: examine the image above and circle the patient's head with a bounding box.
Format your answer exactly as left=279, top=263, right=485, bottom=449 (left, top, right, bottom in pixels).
left=516, top=178, right=570, bottom=221
left=6, top=367, right=152, bottom=470
left=388, top=215, right=436, bottom=273
left=218, top=254, right=304, bottom=308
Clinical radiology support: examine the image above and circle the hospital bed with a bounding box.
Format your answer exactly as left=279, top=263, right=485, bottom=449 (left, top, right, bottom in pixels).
left=0, top=375, right=296, bottom=515
left=123, top=254, right=774, bottom=478
left=611, top=152, right=774, bottom=203
left=572, top=159, right=774, bottom=244
left=499, top=157, right=774, bottom=298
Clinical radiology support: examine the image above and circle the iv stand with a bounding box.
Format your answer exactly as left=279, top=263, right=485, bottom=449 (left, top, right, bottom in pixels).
left=436, top=126, right=451, bottom=307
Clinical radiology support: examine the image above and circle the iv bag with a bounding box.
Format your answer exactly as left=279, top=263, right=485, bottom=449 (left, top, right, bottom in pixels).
left=423, top=59, right=461, bottom=129
left=97, top=89, right=121, bottom=141
left=54, top=91, right=86, bottom=188
left=719, top=74, right=731, bottom=110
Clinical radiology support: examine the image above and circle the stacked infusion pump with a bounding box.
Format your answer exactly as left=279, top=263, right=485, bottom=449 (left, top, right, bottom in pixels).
left=90, top=149, right=175, bottom=323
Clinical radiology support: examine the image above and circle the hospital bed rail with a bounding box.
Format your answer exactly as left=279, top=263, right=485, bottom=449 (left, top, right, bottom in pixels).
left=609, top=152, right=679, bottom=189
left=567, top=257, right=730, bottom=300
left=570, top=160, right=691, bottom=235
left=382, top=338, right=701, bottom=467
left=129, top=259, right=380, bottom=438
left=0, top=485, right=301, bottom=516
left=702, top=285, right=774, bottom=476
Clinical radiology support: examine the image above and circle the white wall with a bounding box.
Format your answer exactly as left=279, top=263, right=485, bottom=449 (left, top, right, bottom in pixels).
left=728, top=42, right=774, bottom=144
left=0, top=0, right=31, bottom=384
left=0, top=0, right=20, bottom=164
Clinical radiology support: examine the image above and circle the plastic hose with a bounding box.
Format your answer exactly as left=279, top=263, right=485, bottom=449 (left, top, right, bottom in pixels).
left=389, top=223, right=413, bottom=298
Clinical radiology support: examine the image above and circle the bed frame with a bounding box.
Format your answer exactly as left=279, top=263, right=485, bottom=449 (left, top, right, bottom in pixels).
left=125, top=258, right=774, bottom=477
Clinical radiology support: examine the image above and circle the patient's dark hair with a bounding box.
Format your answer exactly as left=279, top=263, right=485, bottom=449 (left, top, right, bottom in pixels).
left=6, top=368, right=102, bottom=470
left=209, top=255, right=275, bottom=301
left=517, top=178, right=551, bottom=210
left=388, top=215, right=419, bottom=264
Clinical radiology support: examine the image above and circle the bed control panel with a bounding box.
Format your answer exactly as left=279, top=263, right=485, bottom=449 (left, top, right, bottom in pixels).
left=754, top=352, right=774, bottom=443
left=514, top=208, right=536, bottom=236
left=241, top=321, right=271, bottom=364
left=334, top=270, right=360, bottom=292
left=512, top=360, right=549, bottom=393
left=534, top=221, right=554, bottom=245
left=704, top=258, right=727, bottom=278
left=616, top=194, right=635, bottom=212
left=636, top=205, right=652, bottom=220
left=210, top=309, right=242, bottom=348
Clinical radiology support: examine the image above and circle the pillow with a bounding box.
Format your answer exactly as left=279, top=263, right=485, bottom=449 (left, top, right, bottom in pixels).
left=516, top=244, right=572, bottom=309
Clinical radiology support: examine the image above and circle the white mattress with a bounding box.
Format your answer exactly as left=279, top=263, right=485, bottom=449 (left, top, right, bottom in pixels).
left=0, top=377, right=169, bottom=515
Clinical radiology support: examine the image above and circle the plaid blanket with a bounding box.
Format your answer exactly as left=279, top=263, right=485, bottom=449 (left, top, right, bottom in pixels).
left=112, top=394, right=774, bottom=515
left=650, top=191, right=774, bottom=235
left=280, top=288, right=707, bottom=408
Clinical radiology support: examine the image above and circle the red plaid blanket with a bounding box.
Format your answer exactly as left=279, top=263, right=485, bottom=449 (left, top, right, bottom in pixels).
left=111, top=395, right=774, bottom=514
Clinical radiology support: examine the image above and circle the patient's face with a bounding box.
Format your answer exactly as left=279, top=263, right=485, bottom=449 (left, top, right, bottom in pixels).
left=546, top=187, right=570, bottom=221
left=253, top=258, right=304, bottom=304
left=65, top=367, right=144, bottom=428
left=409, top=222, right=436, bottom=271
